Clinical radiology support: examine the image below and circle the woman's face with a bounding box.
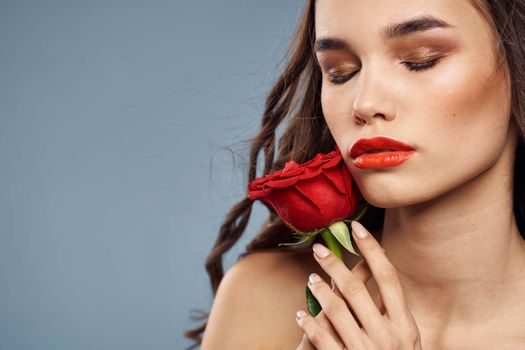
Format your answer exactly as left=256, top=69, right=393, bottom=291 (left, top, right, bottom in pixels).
left=315, top=0, right=515, bottom=207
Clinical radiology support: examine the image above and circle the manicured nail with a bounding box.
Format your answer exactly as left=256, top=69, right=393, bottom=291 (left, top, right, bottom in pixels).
left=312, top=243, right=330, bottom=258
left=309, top=273, right=322, bottom=285
left=351, top=221, right=369, bottom=239
left=296, top=310, right=307, bottom=324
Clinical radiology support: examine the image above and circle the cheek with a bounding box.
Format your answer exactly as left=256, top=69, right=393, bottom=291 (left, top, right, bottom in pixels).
left=420, top=57, right=511, bottom=165
left=321, top=87, right=352, bottom=142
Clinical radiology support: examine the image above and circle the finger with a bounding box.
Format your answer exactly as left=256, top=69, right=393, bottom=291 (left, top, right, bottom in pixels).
left=314, top=310, right=345, bottom=348
left=350, top=257, right=373, bottom=282
left=296, top=310, right=343, bottom=350
left=351, top=259, right=386, bottom=314
left=312, top=244, right=387, bottom=337
left=350, top=220, right=412, bottom=325
left=343, top=257, right=386, bottom=317
left=307, top=273, right=366, bottom=349
left=295, top=333, right=316, bottom=350
left=331, top=278, right=368, bottom=329
left=331, top=282, right=364, bottom=328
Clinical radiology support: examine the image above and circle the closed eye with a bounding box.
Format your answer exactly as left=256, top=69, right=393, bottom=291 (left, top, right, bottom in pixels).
left=325, top=58, right=441, bottom=85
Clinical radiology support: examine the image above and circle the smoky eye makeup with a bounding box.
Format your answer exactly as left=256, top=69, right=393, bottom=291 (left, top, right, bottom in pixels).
left=315, top=33, right=460, bottom=82
left=325, top=63, right=357, bottom=79
left=400, top=46, right=450, bottom=61
left=395, top=35, right=459, bottom=57
left=316, top=32, right=458, bottom=61
left=318, top=43, right=455, bottom=71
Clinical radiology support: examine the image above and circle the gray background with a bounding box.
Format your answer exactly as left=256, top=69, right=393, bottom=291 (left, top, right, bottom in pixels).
left=0, top=1, right=303, bottom=349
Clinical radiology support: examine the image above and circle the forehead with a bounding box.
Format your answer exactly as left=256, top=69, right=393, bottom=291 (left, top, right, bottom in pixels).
left=314, top=0, right=478, bottom=38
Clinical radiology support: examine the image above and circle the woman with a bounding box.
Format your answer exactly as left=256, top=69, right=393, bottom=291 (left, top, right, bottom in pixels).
left=186, top=0, right=525, bottom=348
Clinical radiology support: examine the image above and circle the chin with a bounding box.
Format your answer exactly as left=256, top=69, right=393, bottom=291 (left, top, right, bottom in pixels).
left=354, top=176, right=439, bottom=209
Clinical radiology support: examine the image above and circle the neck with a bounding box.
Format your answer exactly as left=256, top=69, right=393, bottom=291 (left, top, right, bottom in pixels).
left=379, top=137, right=525, bottom=330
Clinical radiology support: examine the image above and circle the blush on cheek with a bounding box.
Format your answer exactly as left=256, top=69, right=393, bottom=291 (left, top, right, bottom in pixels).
left=428, top=56, right=504, bottom=133
left=321, top=91, right=350, bottom=139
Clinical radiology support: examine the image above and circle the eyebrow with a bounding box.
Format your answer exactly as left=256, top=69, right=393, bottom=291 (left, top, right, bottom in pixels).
left=314, top=15, right=454, bottom=53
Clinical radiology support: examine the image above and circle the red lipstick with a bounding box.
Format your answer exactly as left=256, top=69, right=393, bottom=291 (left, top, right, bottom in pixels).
left=349, top=136, right=415, bottom=169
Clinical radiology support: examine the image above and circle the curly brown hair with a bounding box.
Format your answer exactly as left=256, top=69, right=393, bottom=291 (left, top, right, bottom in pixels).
left=184, top=0, right=525, bottom=347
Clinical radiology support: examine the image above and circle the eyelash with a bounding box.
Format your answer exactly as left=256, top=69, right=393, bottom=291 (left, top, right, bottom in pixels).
left=326, top=58, right=441, bottom=85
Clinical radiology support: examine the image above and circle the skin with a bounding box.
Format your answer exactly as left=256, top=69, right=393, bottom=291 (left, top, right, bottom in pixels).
left=200, top=0, right=525, bottom=348
left=296, top=222, right=423, bottom=349
left=300, top=0, right=525, bottom=348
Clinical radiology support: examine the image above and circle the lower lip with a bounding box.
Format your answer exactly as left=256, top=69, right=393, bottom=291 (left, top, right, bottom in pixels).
left=352, top=151, right=415, bottom=169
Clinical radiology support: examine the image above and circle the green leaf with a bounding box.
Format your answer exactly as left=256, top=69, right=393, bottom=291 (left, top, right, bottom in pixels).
left=328, top=221, right=360, bottom=257
left=306, top=286, right=322, bottom=316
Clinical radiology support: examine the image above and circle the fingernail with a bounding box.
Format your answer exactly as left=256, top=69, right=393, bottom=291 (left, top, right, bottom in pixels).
left=351, top=221, right=369, bottom=239
left=312, top=243, right=330, bottom=258
left=308, top=273, right=321, bottom=285
left=296, top=310, right=307, bottom=324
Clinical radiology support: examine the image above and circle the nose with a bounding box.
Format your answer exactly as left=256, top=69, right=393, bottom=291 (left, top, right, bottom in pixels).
left=351, top=66, right=397, bottom=125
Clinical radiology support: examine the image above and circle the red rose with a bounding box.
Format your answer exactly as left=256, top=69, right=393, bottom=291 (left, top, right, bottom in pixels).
left=247, top=146, right=358, bottom=233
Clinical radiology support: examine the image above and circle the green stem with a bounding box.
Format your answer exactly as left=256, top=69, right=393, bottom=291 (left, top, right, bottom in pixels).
left=354, top=202, right=369, bottom=221
left=343, top=202, right=369, bottom=223
left=320, top=228, right=343, bottom=261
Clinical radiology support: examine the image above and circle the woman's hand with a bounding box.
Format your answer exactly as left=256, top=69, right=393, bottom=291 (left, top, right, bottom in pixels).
left=294, top=221, right=423, bottom=350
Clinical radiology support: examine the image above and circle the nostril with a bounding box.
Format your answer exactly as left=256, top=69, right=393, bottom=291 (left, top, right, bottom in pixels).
left=354, top=115, right=366, bottom=125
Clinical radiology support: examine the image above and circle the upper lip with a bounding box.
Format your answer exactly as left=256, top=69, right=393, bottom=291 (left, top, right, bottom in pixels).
left=350, top=136, right=415, bottom=158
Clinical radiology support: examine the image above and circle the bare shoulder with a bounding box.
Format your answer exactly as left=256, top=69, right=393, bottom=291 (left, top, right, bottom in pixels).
left=201, top=248, right=321, bottom=349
